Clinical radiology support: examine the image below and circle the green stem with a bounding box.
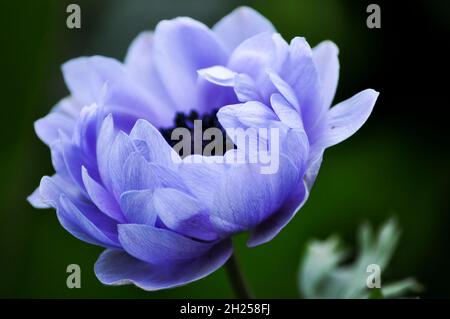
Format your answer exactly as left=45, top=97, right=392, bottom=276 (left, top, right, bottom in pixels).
left=225, top=252, right=253, bottom=299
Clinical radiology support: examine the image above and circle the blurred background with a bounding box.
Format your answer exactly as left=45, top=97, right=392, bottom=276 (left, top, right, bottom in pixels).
left=0, top=0, right=449, bottom=298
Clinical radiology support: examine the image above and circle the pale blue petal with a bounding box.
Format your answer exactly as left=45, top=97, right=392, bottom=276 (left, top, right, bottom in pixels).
left=94, top=239, right=232, bottom=291
left=319, top=89, right=379, bottom=148
left=153, top=188, right=218, bottom=241
left=213, top=6, right=275, bottom=53
left=313, top=40, right=339, bottom=109
left=118, top=224, right=216, bottom=264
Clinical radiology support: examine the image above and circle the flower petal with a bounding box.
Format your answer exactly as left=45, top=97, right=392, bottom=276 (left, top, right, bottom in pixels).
left=119, top=189, right=157, bottom=226
left=82, top=166, right=125, bottom=222
left=129, top=119, right=180, bottom=167
left=27, top=186, right=50, bottom=209
left=153, top=17, right=227, bottom=113
left=211, top=155, right=300, bottom=235
left=94, top=239, right=232, bottom=291
left=213, top=6, right=275, bottom=53
left=270, top=93, right=302, bottom=129
left=152, top=188, right=218, bottom=241
left=34, top=112, right=75, bottom=147
left=313, top=40, right=339, bottom=109
left=279, top=37, right=324, bottom=133
left=197, top=65, right=236, bottom=87
left=57, top=195, right=119, bottom=248
left=118, top=224, right=216, bottom=264
left=319, top=89, right=379, bottom=148
left=125, top=31, right=176, bottom=115
left=114, top=152, right=185, bottom=195
left=247, top=179, right=308, bottom=247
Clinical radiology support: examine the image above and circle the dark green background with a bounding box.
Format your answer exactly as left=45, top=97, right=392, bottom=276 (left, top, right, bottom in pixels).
left=1, top=0, right=449, bottom=298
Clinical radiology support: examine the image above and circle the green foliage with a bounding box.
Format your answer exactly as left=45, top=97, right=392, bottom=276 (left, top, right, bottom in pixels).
left=298, top=219, right=422, bottom=298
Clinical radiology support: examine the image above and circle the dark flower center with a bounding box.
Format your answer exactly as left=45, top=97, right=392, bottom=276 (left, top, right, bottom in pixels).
left=159, top=109, right=235, bottom=157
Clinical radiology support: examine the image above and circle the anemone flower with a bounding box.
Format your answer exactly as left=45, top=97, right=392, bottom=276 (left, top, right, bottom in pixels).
left=28, top=7, right=378, bottom=293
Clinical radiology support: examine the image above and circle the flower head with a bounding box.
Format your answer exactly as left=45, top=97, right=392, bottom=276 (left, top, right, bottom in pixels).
left=29, top=7, right=378, bottom=290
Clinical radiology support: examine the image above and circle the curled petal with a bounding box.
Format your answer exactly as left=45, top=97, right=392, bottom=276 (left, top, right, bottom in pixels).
left=319, top=89, right=379, bottom=148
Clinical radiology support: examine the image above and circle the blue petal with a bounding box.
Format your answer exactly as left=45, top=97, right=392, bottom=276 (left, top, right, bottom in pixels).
left=119, top=190, right=157, bottom=226
left=228, top=32, right=278, bottom=102
left=210, top=155, right=300, bottom=235
left=279, top=37, right=324, bottom=134
left=313, top=40, right=340, bottom=109
left=213, top=6, right=275, bottom=54
left=108, top=132, right=137, bottom=197
left=153, top=17, right=227, bottom=113
left=270, top=93, right=302, bottom=129
left=63, top=56, right=172, bottom=127
left=129, top=119, right=180, bottom=167
left=34, top=97, right=80, bottom=146
left=125, top=31, right=176, bottom=119
left=319, top=89, right=379, bottom=148
left=94, top=239, right=232, bottom=291
left=153, top=188, right=218, bottom=241
left=112, top=151, right=186, bottom=195
left=82, top=166, right=125, bottom=222
left=118, top=224, right=217, bottom=264
left=34, top=112, right=75, bottom=147
left=38, top=175, right=81, bottom=208
left=27, top=186, right=50, bottom=209
left=96, top=115, right=116, bottom=192
left=247, top=180, right=308, bottom=247
left=197, top=66, right=236, bottom=87
left=57, top=195, right=119, bottom=248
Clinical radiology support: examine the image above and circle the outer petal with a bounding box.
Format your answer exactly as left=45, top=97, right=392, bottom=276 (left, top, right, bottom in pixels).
left=81, top=166, right=125, bottom=222
left=124, top=31, right=176, bottom=115
left=57, top=195, right=119, bottom=248
left=313, top=40, right=340, bottom=109
left=118, top=224, right=216, bottom=264
left=34, top=97, right=81, bottom=146
left=94, top=239, right=232, bottom=291
left=318, top=89, right=379, bottom=148
left=27, top=186, right=50, bottom=209
left=247, top=179, right=308, bottom=247
left=153, top=17, right=227, bottom=113
left=34, top=113, right=76, bottom=147
left=63, top=56, right=173, bottom=127
left=213, top=6, right=275, bottom=54
left=38, top=176, right=118, bottom=248
left=210, top=155, right=300, bottom=235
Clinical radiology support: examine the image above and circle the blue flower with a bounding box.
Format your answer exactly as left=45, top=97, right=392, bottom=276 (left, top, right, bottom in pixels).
left=28, top=7, right=378, bottom=290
